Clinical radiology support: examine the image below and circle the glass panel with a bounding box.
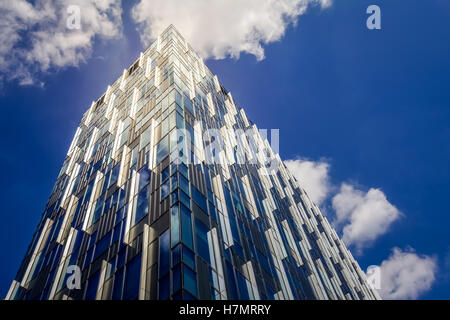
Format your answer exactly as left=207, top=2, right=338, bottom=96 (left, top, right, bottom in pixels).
left=180, top=189, right=190, bottom=209
left=182, top=246, right=195, bottom=270
left=195, top=219, right=210, bottom=264
left=109, top=163, right=120, bottom=188
left=138, top=166, right=151, bottom=191
left=134, top=186, right=149, bottom=225
left=172, top=264, right=181, bottom=294
left=156, top=135, right=169, bottom=164
left=179, top=163, right=188, bottom=179
left=192, top=187, right=207, bottom=213
left=159, top=274, right=170, bottom=300
left=172, top=244, right=181, bottom=266
left=85, top=271, right=100, bottom=300
left=161, top=166, right=170, bottom=182
left=179, top=175, right=190, bottom=195
left=112, top=268, right=124, bottom=300
left=123, top=253, right=141, bottom=300
left=171, top=190, right=178, bottom=206
left=181, top=204, right=193, bottom=250
left=161, top=179, right=170, bottom=201
left=159, top=229, right=170, bottom=277
left=170, top=204, right=180, bottom=247
left=183, top=265, right=197, bottom=296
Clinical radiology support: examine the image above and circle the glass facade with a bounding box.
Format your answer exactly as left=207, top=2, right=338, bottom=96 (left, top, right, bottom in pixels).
left=6, top=25, right=380, bottom=300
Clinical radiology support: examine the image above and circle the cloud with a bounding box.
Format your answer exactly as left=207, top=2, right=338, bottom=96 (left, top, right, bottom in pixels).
left=332, top=183, right=402, bottom=252
left=378, top=247, right=437, bottom=299
left=0, top=0, right=122, bottom=85
left=285, top=156, right=402, bottom=252
left=131, top=0, right=332, bottom=61
left=285, top=158, right=331, bottom=205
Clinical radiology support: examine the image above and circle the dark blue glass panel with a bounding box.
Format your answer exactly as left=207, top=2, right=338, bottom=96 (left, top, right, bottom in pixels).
left=117, top=247, right=126, bottom=270
left=172, top=264, right=181, bottom=293
left=93, top=231, right=111, bottom=261
left=123, top=253, right=141, bottom=300
left=85, top=271, right=100, bottom=300
left=112, top=268, right=124, bottom=300
left=171, top=174, right=178, bottom=192
left=172, top=244, right=181, bottom=266
left=180, top=190, right=190, bottom=209
left=182, top=246, right=195, bottom=270
left=134, top=186, right=149, bottom=225
left=179, top=174, right=190, bottom=195
left=159, top=274, right=170, bottom=300
left=161, top=166, right=170, bottom=182
left=159, top=229, right=170, bottom=277
left=236, top=272, right=250, bottom=300
left=181, top=205, right=193, bottom=250
left=226, top=262, right=238, bottom=299
left=192, top=187, right=207, bottom=213
left=179, top=163, right=188, bottom=179
left=183, top=265, right=197, bottom=296
left=195, top=219, right=210, bottom=264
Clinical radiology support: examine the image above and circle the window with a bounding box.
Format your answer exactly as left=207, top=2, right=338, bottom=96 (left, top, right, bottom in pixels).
left=179, top=174, right=190, bottom=195
left=182, top=246, right=195, bottom=270
left=156, top=135, right=169, bottom=164
left=170, top=205, right=180, bottom=247
left=112, top=268, right=124, bottom=300
left=183, top=265, right=197, bottom=296
left=159, top=274, right=170, bottom=300
left=175, top=90, right=183, bottom=107
left=161, top=179, right=170, bottom=201
left=181, top=204, right=193, bottom=250
left=118, top=183, right=127, bottom=210
left=192, top=187, right=207, bottom=213
left=172, top=264, right=181, bottom=293
left=159, top=229, right=170, bottom=277
left=180, top=190, right=190, bottom=209
left=171, top=190, right=178, bottom=206
left=184, top=94, right=194, bottom=115
left=179, top=163, right=188, bottom=179
left=138, top=166, right=151, bottom=191
left=172, top=244, right=181, bottom=266
left=123, top=253, right=141, bottom=300
left=85, top=271, right=100, bottom=300
left=195, top=219, right=210, bottom=264
left=161, top=166, right=170, bottom=182
left=133, top=186, right=149, bottom=225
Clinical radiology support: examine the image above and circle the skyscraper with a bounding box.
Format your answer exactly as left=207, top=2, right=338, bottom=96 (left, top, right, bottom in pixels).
left=6, top=25, right=380, bottom=300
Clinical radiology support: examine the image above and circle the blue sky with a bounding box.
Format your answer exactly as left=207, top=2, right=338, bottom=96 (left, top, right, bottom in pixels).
left=0, top=0, right=449, bottom=299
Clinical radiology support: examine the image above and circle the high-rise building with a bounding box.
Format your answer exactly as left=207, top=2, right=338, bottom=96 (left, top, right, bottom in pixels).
left=6, top=25, right=380, bottom=300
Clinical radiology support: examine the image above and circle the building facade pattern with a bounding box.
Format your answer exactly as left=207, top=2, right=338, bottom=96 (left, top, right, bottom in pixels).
left=6, top=25, right=380, bottom=300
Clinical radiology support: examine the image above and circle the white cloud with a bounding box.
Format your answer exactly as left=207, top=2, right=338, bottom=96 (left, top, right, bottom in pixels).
left=131, top=0, right=331, bottom=61
left=378, top=247, right=437, bottom=299
left=332, top=183, right=402, bottom=252
left=0, top=0, right=122, bottom=85
left=285, top=158, right=331, bottom=205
